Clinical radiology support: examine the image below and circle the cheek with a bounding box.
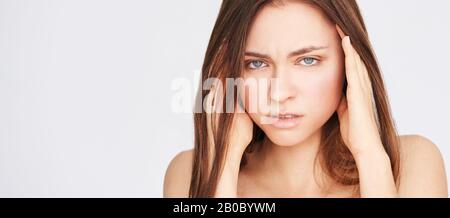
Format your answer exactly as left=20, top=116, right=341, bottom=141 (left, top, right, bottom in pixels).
left=305, top=65, right=344, bottom=116
left=239, top=80, right=262, bottom=125
left=240, top=73, right=269, bottom=113
left=239, top=74, right=270, bottom=124
left=240, top=76, right=255, bottom=112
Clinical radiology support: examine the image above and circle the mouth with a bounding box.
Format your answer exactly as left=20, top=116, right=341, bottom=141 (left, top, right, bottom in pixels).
left=262, top=113, right=304, bottom=129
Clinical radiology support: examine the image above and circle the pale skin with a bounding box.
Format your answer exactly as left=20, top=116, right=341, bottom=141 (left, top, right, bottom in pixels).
left=164, top=2, right=448, bottom=198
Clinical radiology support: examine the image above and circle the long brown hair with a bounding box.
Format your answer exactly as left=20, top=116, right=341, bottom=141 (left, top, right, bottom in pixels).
left=190, top=0, right=400, bottom=197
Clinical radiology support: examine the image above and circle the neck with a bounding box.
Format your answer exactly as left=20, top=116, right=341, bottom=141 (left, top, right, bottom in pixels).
left=255, top=130, right=329, bottom=193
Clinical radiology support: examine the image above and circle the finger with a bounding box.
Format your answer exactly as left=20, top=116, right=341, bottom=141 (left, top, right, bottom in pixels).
left=346, top=46, right=377, bottom=117
left=354, top=54, right=367, bottom=93
left=357, top=57, right=371, bottom=95
left=206, top=87, right=216, bottom=147
left=336, top=25, right=360, bottom=89
left=349, top=43, right=373, bottom=98
left=236, top=88, right=246, bottom=113
left=341, top=35, right=369, bottom=91
left=348, top=43, right=369, bottom=92
left=341, top=36, right=360, bottom=88
left=207, top=84, right=221, bottom=134
left=336, top=24, right=351, bottom=58
left=205, top=85, right=215, bottom=114
left=336, top=24, right=345, bottom=39
left=336, top=24, right=360, bottom=82
left=205, top=89, right=217, bottom=173
left=355, top=51, right=372, bottom=94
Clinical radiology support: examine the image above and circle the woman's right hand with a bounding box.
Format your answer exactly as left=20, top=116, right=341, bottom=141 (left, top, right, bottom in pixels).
left=206, top=83, right=254, bottom=197
left=207, top=84, right=254, bottom=160
left=228, top=97, right=254, bottom=156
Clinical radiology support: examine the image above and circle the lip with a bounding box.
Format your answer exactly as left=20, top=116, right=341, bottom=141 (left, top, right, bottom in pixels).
left=262, top=113, right=304, bottom=129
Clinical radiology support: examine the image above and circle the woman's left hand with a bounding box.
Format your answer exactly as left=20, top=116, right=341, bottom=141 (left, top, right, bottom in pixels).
left=335, top=25, right=398, bottom=198
left=335, top=25, right=386, bottom=158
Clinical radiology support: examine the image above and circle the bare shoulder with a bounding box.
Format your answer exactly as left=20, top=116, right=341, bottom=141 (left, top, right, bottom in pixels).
left=397, top=135, right=448, bottom=197
left=163, top=149, right=194, bottom=198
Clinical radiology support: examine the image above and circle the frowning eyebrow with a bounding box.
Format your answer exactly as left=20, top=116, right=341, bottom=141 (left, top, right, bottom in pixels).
left=244, top=46, right=329, bottom=59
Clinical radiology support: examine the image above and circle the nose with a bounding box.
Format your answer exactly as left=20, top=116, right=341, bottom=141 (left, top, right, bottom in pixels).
left=269, top=67, right=297, bottom=104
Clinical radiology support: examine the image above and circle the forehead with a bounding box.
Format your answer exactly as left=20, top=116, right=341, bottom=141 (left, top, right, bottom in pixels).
left=245, top=1, right=337, bottom=52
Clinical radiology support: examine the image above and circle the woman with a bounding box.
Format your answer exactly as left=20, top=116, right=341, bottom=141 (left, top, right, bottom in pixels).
left=164, top=0, right=447, bottom=197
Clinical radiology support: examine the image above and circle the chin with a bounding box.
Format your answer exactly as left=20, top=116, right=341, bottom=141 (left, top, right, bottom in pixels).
left=262, top=127, right=312, bottom=147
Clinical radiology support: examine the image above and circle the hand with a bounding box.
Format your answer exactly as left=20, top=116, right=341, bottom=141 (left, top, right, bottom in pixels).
left=334, top=25, right=397, bottom=198
left=206, top=82, right=254, bottom=198
left=335, top=25, right=385, bottom=158
left=206, top=83, right=253, bottom=159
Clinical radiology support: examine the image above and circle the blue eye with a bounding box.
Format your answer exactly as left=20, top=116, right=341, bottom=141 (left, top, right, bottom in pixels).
left=247, top=60, right=268, bottom=70
left=299, top=57, right=318, bottom=66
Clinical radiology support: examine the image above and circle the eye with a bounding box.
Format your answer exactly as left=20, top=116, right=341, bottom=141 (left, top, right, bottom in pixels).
left=298, top=57, right=319, bottom=66
left=247, top=60, right=268, bottom=70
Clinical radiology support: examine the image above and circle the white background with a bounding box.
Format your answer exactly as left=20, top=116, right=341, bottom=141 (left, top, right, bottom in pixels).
left=0, top=0, right=449, bottom=197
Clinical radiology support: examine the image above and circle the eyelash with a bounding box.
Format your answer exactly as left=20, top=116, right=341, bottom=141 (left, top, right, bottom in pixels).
left=297, top=57, right=320, bottom=66
left=245, top=60, right=268, bottom=70
left=245, top=57, right=320, bottom=70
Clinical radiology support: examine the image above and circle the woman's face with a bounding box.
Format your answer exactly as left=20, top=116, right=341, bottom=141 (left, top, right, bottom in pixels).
left=241, top=1, right=345, bottom=146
